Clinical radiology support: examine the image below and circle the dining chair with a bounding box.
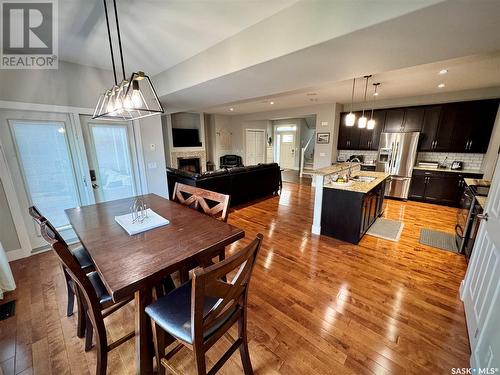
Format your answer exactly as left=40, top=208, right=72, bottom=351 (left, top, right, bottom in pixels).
left=28, top=206, right=94, bottom=338
left=172, top=183, right=231, bottom=274
left=40, top=220, right=135, bottom=375
left=146, top=234, right=263, bottom=375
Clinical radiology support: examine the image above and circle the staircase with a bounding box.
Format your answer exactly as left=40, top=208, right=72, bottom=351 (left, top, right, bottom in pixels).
left=299, top=132, right=315, bottom=178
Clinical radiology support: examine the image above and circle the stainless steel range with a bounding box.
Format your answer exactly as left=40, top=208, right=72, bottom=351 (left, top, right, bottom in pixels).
left=375, top=132, right=420, bottom=199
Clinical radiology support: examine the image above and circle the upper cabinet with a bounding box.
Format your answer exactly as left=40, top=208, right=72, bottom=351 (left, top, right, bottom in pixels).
left=338, top=99, right=499, bottom=153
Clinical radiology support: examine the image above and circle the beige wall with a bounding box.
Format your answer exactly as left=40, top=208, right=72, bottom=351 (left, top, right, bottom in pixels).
left=0, top=178, right=21, bottom=251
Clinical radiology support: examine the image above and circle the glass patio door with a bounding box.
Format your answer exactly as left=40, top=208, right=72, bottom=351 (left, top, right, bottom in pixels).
left=0, top=110, right=87, bottom=248
left=80, top=116, right=140, bottom=203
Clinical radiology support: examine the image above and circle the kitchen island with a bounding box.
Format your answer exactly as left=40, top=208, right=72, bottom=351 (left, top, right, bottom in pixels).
left=311, top=163, right=389, bottom=244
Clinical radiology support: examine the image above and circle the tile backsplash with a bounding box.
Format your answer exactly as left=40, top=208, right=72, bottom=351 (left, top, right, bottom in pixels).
left=337, top=150, right=378, bottom=164
left=417, top=152, right=484, bottom=170
left=338, top=149, right=485, bottom=170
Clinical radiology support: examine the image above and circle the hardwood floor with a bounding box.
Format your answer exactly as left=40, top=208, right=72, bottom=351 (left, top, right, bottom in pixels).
left=0, top=182, right=469, bottom=374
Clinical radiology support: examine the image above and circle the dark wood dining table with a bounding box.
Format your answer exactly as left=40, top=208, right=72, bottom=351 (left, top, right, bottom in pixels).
left=65, top=193, right=245, bottom=374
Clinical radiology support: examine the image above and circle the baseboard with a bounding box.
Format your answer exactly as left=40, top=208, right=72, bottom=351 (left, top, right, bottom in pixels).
left=311, top=225, right=321, bottom=235
left=459, top=279, right=466, bottom=300
left=7, top=248, right=29, bottom=262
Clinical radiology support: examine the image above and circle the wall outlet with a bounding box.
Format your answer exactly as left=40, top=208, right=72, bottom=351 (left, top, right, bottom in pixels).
left=150, top=144, right=156, bottom=151
left=321, top=121, right=328, bottom=126
left=147, top=162, right=158, bottom=169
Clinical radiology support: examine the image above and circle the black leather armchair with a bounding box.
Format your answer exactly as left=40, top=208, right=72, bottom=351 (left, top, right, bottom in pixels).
left=220, top=154, right=243, bottom=168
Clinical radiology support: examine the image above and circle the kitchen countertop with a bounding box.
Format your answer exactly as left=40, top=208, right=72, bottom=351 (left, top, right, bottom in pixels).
left=313, top=162, right=361, bottom=176
left=464, top=178, right=491, bottom=187
left=476, top=196, right=487, bottom=209
left=413, top=166, right=483, bottom=175
left=323, top=171, right=390, bottom=193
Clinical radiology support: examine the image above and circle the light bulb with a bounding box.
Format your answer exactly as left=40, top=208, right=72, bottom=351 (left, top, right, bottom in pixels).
left=131, top=90, right=142, bottom=107
left=358, top=116, right=367, bottom=128
left=345, top=112, right=355, bottom=126
left=367, top=119, right=375, bottom=129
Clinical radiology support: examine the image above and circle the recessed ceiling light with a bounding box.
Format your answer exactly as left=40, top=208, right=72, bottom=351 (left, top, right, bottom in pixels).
left=439, top=69, right=448, bottom=75
left=270, top=101, right=274, bottom=105
left=438, top=83, right=445, bottom=88
left=229, top=108, right=234, bottom=111
left=373, top=92, right=379, bottom=96
left=306, top=93, right=317, bottom=96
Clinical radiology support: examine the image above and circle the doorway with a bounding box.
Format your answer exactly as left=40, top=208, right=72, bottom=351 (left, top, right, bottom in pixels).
left=245, top=129, right=265, bottom=166
left=80, top=116, right=141, bottom=204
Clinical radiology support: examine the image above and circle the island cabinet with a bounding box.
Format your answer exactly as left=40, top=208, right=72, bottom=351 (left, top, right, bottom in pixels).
left=321, top=180, right=386, bottom=244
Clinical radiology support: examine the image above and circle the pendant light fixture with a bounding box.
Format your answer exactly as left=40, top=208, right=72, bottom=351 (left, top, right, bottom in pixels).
left=357, top=75, right=371, bottom=128
left=93, top=0, right=164, bottom=120
left=367, top=82, right=380, bottom=130
left=345, top=78, right=356, bottom=127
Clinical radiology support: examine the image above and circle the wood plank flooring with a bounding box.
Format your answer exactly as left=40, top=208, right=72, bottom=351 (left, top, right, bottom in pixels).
left=0, top=182, right=470, bottom=374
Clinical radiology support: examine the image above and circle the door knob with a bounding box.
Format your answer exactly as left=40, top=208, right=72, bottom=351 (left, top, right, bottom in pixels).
left=477, top=213, right=488, bottom=221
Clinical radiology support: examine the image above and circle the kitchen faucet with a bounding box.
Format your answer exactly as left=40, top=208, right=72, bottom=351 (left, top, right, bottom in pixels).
left=347, top=157, right=361, bottom=179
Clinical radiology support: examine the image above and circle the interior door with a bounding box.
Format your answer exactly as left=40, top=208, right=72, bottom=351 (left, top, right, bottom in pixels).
left=81, top=117, right=140, bottom=203
left=0, top=110, right=87, bottom=248
left=462, top=158, right=500, bottom=368
left=279, top=132, right=295, bottom=169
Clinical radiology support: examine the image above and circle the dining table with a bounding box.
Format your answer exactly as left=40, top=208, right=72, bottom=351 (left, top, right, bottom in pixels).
left=65, top=193, right=245, bottom=374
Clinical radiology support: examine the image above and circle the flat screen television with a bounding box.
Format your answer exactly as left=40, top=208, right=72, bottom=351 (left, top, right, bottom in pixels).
left=172, top=128, right=202, bottom=147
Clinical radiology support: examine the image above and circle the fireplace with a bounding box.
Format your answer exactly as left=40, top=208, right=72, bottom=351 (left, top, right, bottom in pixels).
left=178, top=157, right=201, bottom=173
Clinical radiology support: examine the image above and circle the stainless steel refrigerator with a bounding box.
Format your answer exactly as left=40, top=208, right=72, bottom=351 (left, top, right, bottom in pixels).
left=376, top=132, right=420, bottom=199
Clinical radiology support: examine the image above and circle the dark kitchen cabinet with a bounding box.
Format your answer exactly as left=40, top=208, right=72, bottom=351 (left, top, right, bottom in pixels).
left=338, top=112, right=361, bottom=149
left=419, top=106, right=441, bottom=151
left=383, top=109, right=405, bottom=132
left=402, top=107, right=425, bottom=132
left=369, top=110, right=386, bottom=150
left=433, top=104, right=456, bottom=151
left=409, top=170, right=484, bottom=207
left=468, top=99, right=499, bottom=153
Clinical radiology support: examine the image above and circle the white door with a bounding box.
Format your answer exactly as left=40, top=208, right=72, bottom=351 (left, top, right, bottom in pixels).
left=462, top=158, right=500, bottom=368
left=279, top=132, right=295, bottom=169
left=245, top=129, right=265, bottom=166
left=80, top=116, right=141, bottom=203
left=0, top=110, right=88, bottom=248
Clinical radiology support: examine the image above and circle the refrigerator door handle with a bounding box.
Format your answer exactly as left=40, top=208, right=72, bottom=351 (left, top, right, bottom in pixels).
left=391, top=142, right=399, bottom=174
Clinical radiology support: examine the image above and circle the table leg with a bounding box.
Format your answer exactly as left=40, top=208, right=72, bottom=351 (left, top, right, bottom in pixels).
left=135, top=289, right=154, bottom=375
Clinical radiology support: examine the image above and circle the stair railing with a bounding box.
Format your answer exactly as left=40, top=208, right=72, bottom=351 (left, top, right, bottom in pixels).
left=300, top=132, right=315, bottom=178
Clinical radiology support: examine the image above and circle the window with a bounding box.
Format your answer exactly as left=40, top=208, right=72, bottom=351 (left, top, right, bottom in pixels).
left=282, top=134, right=294, bottom=143
left=11, top=121, right=80, bottom=228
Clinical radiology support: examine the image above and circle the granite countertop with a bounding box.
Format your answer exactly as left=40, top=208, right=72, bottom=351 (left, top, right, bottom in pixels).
left=476, top=196, right=487, bottom=209
left=464, top=178, right=491, bottom=187
left=413, top=166, right=483, bottom=175
left=323, top=171, right=390, bottom=193
left=313, top=162, right=361, bottom=176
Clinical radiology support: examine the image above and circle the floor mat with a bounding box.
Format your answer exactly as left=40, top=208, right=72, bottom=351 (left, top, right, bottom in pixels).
left=366, top=218, right=404, bottom=242
left=419, top=228, right=458, bottom=253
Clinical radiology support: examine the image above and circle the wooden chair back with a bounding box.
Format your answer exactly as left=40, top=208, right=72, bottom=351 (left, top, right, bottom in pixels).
left=40, top=221, right=103, bottom=326
left=29, top=205, right=68, bottom=245
left=191, top=234, right=263, bottom=343
left=172, top=183, right=230, bottom=222
left=28, top=205, right=45, bottom=224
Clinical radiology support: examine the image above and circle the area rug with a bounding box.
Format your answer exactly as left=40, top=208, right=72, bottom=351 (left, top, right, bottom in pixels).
left=366, top=218, right=404, bottom=242
left=419, top=228, right=458, bottom=253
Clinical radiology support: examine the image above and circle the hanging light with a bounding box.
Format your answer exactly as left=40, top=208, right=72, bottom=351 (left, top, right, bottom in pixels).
left=93, top=0, right=164, bottom=120
left=358, top=75, right=371, bottom=128
left=367, top=82, right=380, bottom=130
left=345, top=78, right=356, bottom=126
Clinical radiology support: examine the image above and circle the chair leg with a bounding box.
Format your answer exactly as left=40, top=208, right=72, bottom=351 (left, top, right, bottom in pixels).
left=238, top=315, right=253, bottom=375
left=75, top=288, right=86, bottom=338
left=95, top=331, right=108, bottom=375
left=193, top=348, right=206, bottom=375
left=63, top=268, right=75, bottom=317
left=218, top=248, right=227, bottom=282
left=151, top=320, right=166, bottom=375
left=85, top=313, right=94, bottom=352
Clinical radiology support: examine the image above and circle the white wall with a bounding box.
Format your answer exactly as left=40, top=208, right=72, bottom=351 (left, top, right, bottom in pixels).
left=138, top=116, right=169, bottom=199
left=0, top=178, right=21, bottom=251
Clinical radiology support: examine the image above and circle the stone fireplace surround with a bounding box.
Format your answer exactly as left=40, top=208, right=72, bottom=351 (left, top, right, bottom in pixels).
left=170, top=150, right=207, bottom=173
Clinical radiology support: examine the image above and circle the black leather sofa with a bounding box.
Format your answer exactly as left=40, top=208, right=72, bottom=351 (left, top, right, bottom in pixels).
left=167, top=163, right=282, bottom=207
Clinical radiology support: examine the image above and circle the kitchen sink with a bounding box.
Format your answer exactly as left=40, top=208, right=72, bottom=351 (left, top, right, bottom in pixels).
left=351, top=176, right=376, bottom=183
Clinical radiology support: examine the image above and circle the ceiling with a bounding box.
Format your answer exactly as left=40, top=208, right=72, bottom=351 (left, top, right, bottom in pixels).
left=59, top=0, right=297, bottom=75
left=206, top=52, right=500, bottom=114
